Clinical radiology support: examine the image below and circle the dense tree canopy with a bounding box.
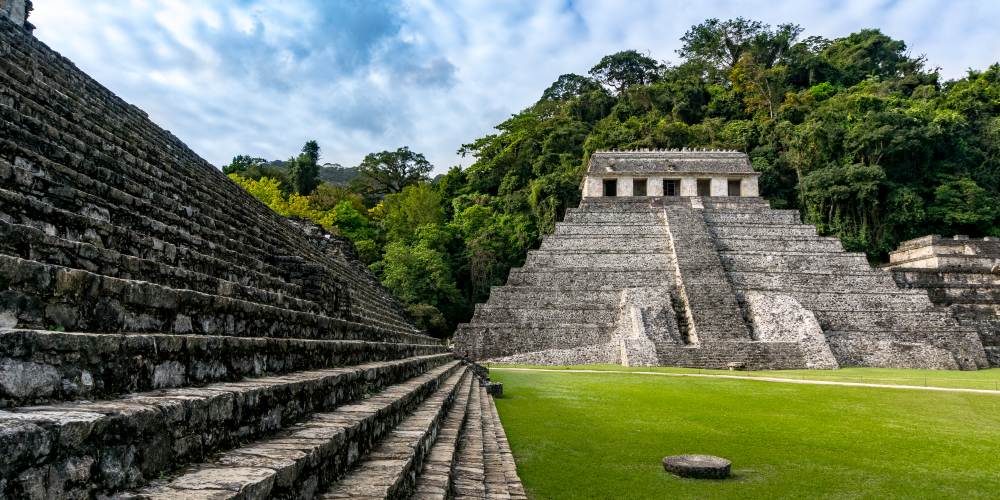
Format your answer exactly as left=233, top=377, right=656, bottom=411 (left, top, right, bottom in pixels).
left=228, top=18, right=1000, bottom=338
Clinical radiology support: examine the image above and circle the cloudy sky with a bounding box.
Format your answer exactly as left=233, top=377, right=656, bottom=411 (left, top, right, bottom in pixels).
left=30, top=0, right=1000, bottom=172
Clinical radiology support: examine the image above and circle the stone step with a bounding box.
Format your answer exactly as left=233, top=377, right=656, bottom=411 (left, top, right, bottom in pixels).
left=891, top=269, right=1000, bottom=287
left=728, top=271, right=900, bottom=291
left=486, top=287, right=625, bottom=307
left=813, top=310, right=961, bottom=332
left=562, top=212, right=664, bottom=224
left=553, top=223, right=669, bottom=235
left=506, top=268, right=674, bottom=288
left=411, top=374, right=475, bottom=499
left=719, top=252, right=873, bottom=273
left=484, top=386, right=527, bottom=499
left=452, top=376, right=487, bottom=499
left=654, top=341, right=807, bottom=370
left=478, top=385, right=511, bottom=499
left=702, top=211, right=801, bottom=225
left=0, top=329, right=446, bottom=407
left=472, top=304, right=619, bottom=324
left=539, top=235, right=668, bottom=252
left=525, top=250, right=671, bottom=269
left=713, top=237, right=843, bottom=253
left=0, top=355, right=455, bottom=498
left=0, top=255, right=432, bottom=344
left=750, top=291, right=937, bottom=311
left=708, top=224, right=819, bottom=238
left=317, top=370, right=470, bottom=499
left=454, top=323, right=613, bottom=361
left=118, top=361, right=466, bottom=499
left=825, top=331, right=985, bottom=370
left=321, top=370, right=473, bottom=499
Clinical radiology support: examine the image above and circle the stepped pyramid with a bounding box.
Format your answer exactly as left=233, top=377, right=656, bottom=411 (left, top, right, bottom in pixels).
left=0, top=8, right=523, bottom=499
left=455, top=150, right=989, bottom=370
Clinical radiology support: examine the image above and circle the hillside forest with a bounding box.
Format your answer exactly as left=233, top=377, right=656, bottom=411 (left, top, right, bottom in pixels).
left=224, top=18, right=1000, bottom=337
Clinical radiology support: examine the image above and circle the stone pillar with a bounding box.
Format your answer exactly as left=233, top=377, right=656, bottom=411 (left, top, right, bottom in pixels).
left=583, top=176, right=603, bottom=198
left=619, top=176, right=634, bottom=196
left=710, top=177, right=728, bottom=197
left=679, top=177, right=697, bottom=197
left=648, top=176, right=664, bottom=196
left=742, top=177, right=760, bottom=197
left=0, top=0, right=32, bottom=30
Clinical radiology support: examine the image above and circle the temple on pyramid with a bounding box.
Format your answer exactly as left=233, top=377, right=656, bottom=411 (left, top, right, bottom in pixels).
left=454, top=149, right=991, bottom=370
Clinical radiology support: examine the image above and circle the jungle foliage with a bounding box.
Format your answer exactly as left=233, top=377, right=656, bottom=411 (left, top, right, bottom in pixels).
left=228, top=18, right=1000, bottom=337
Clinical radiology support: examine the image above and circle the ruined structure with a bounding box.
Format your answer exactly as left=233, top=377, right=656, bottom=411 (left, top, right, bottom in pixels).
left=886, top=235, right=1000, bottom=366
left=455, top=150, right=989, bottom=370
left=0, top=7, right=524, bottom=498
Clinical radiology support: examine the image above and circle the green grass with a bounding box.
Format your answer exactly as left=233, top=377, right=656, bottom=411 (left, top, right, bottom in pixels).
left=491, top=368, right=1000, bottom=499
left=487, top=363, right=1000, bottom=391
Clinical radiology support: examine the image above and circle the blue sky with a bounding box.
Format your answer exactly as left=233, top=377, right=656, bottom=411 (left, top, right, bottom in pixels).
left=30, top=0, right=1000, bottom=172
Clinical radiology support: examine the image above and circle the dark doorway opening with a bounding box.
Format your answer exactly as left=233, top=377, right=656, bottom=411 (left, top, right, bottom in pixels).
left=603, top=179, right=618, bottom=197
left=663, top=179, right=680, bottom=197
left=633, top=178, right=647, bottom=196
left=728, top=179, right=742, bottom=196
left=697, top=178, right=711, bottom=196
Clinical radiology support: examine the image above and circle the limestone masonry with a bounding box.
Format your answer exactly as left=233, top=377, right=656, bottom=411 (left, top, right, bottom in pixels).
left=455, top=150, right=991, bottom=370
left=886, top=235, right=1000, bottom=366
left=0, top=9, right=524, bottom=499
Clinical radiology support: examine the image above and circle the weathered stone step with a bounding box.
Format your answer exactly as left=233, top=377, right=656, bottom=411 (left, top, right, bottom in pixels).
left=505, top=268, right=674, bottom=288
left=486, top=287, right=625, bottom=307
left=454, top=323, right=613, bottom=360
left=702, top=210, right=801, bottom=225
left=0, top=218, right=329, bottom=317
left=654, top=341, right=807, bottom=370
left=0, top=355, right=455, bottom=498
left=756, top=291, right=936, bottom=311
left=117, top=361, right=465, bottom=499
left=891, top=269, right=1000, bottom=287
left=563, top=211, right=664, bottom=224
left=411, top=374, right=475, bottom=499
left=525, top=250, right=671, bottom=269
left=452, top=374, right=487, bottom=500
left=826, top=331, right=985, bottom=370
left=478, top=385, right=511, bottom=499
left=719, top=252, right=873, bottom=273
left=0, top=329, right=446, bottom=407
left=708, top=224, right=820, bottom=238
left=484, top=386, right=527, bottom=499
left=0, top=255, right=433, bottom=344
left=539, top=235, right=667, bottom=252
left=713, top=237, right=843, bottom=253
left=553, top=223, right=669, bottom=235
left=728, top=271, right=900, bottom=291
left=814, top=310, right=960, bottom=331
left=319, top=370, right=472, bottom=499
left=472, top=304, right=618, bottom=324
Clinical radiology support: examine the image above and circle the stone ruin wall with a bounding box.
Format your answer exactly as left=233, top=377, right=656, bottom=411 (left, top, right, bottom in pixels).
left=455, top=189, right=989, bottom=371
left=0, top=12, right=524, bottom=499
left=886, top=235, right=1000, bottom=366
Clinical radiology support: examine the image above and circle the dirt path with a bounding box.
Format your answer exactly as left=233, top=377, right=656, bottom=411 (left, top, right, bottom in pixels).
left=491, top=367, right=1000, bottom=395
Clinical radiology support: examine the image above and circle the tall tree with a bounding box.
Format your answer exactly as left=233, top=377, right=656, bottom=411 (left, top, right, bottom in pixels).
left=540, top=73, right=603, bottom=102
left=679, top=18, right=802, bottom=72
left=288, top=140, right=321, bottom=195
left=588, top=50, right=663, bottom=94
left=357, top=146, right=433, bottom=196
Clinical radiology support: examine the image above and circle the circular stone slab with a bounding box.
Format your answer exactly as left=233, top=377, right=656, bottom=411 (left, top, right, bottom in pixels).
left=662, top=454, right=731, bottom=479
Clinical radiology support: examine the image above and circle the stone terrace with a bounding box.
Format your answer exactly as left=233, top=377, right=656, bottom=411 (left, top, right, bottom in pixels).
left=886, top=235, right=1000, bottom=366
left=0, top=12, right=523, bottom=499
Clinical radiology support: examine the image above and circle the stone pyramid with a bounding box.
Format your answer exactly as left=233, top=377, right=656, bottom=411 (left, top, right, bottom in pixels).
left=455, top=152, right=989, bottom=371
left=0, top=9, right=523, bottom=498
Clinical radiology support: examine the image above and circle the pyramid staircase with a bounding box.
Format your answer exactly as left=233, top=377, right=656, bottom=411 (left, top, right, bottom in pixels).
left=0, top=17, right=523, bottom=498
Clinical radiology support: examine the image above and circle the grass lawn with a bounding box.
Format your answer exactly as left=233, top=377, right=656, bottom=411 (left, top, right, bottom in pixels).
left=491, top=368, right=1000, bottom=499
left=488, top=363, right=1000, bottom=391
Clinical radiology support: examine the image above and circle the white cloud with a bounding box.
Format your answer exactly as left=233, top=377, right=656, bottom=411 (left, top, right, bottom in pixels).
left=28, top=0, right=1000, bottom=173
